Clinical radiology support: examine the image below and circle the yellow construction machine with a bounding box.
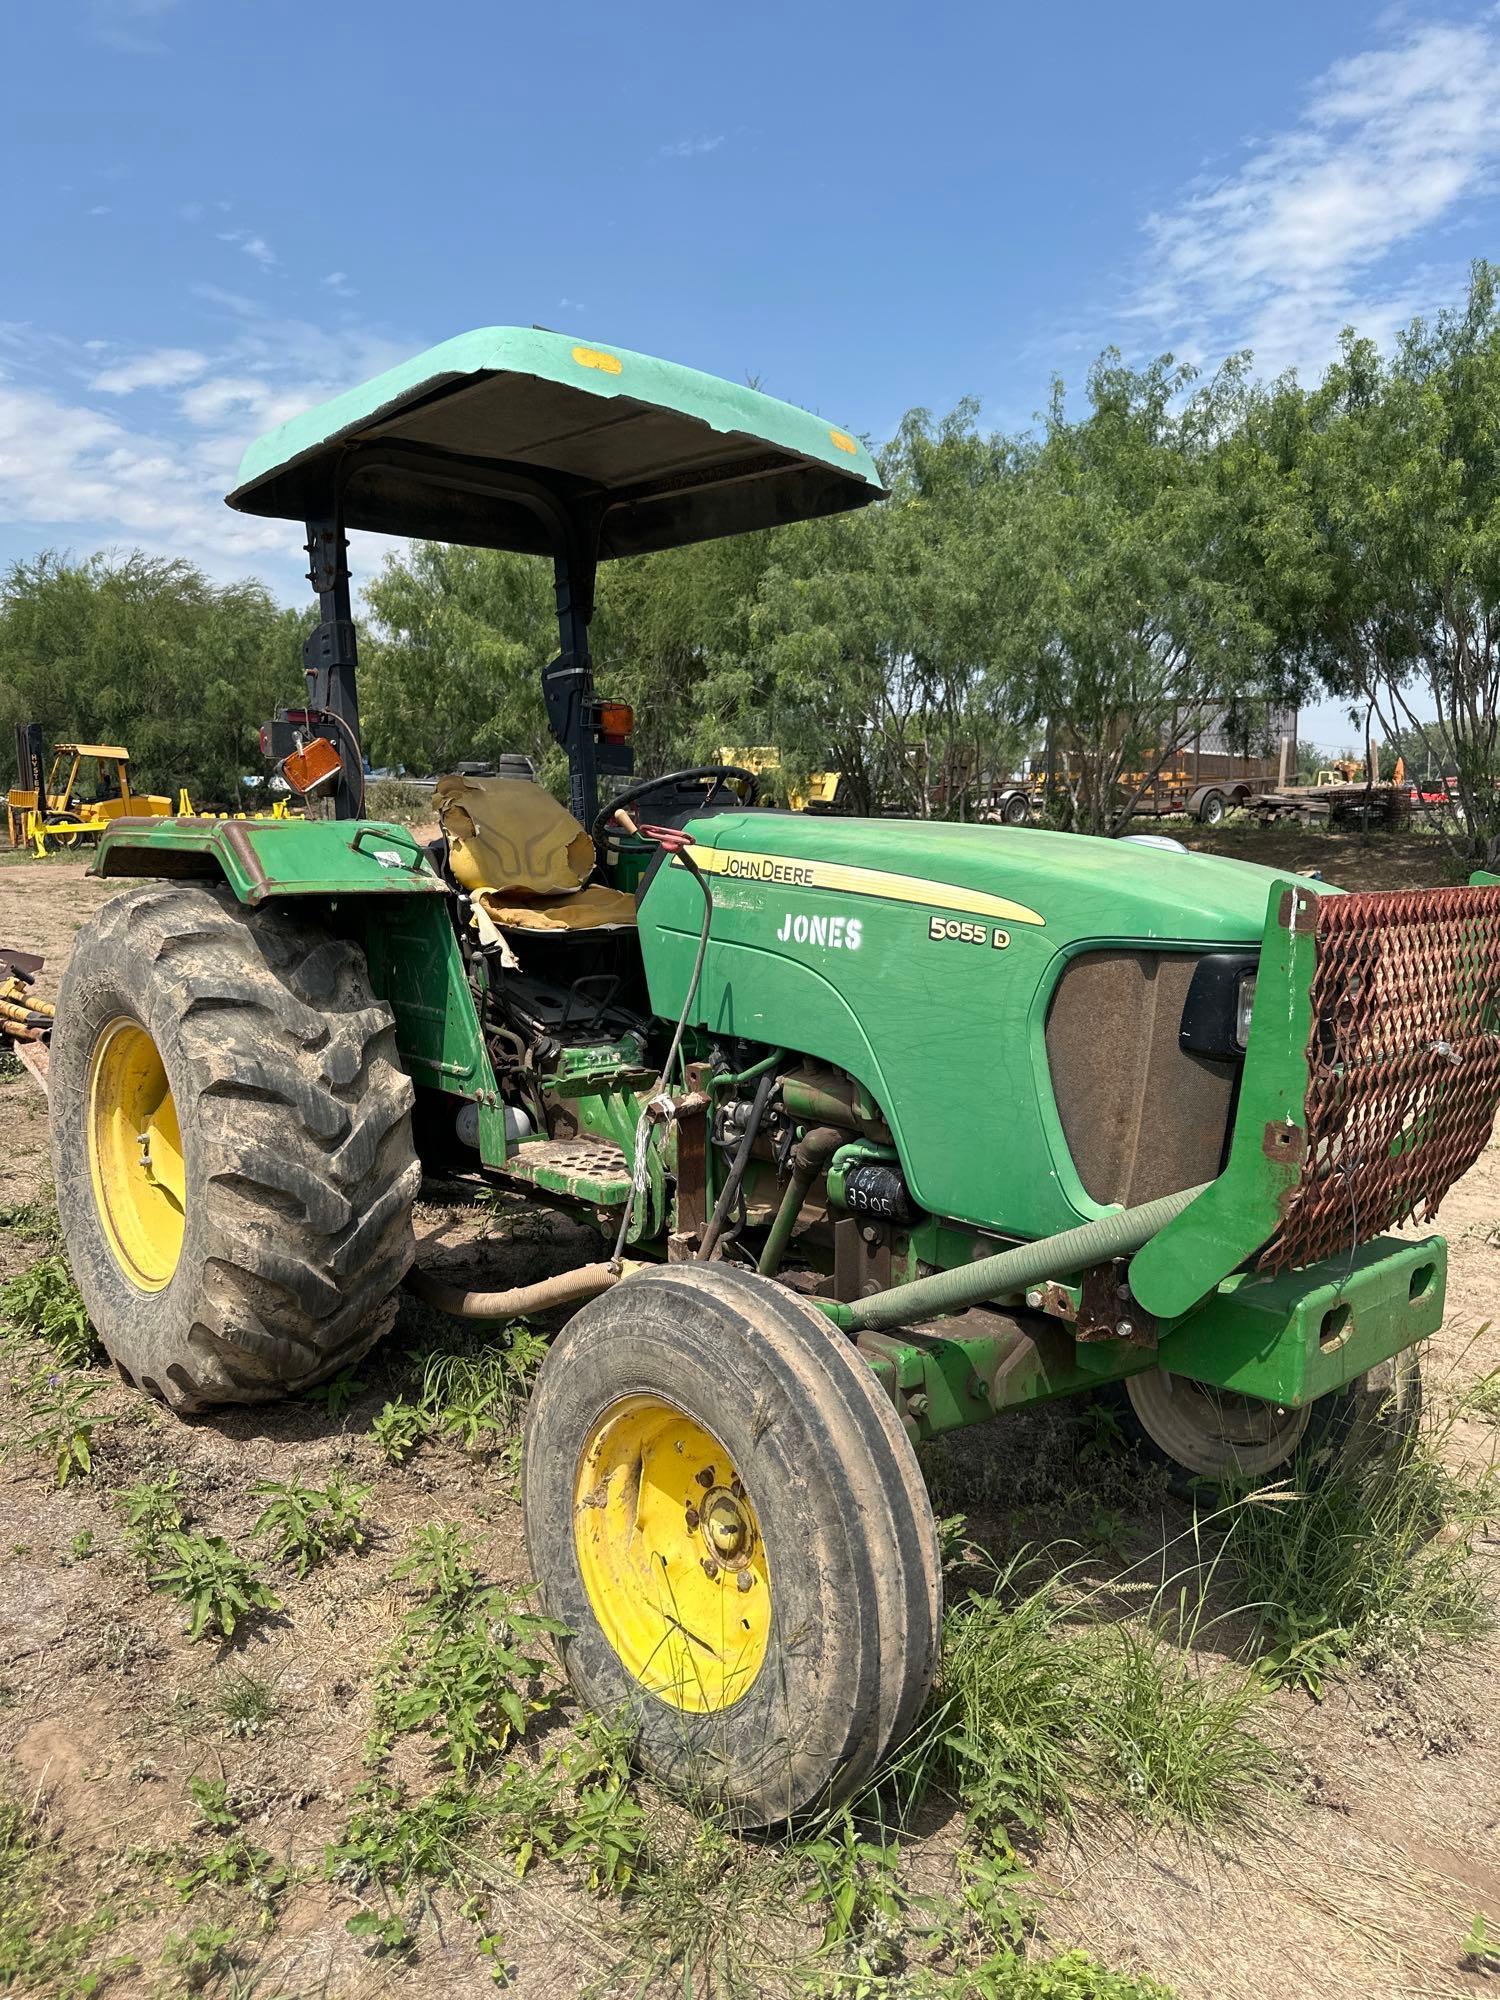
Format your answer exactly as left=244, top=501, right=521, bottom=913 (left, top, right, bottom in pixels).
left=7, top=725, right=171, bottom=853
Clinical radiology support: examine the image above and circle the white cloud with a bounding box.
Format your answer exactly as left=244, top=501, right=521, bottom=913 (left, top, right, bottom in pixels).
left=92, top=347, right=209, bottom=394
left=658, top=134, right=725, bottom=159
left=0, top=377, right=286, bottom=567
left=88, top=204, right=112, bottom=217
left=192, top=282, right=265, bottom=318
left=1131, top=12, right=1500, bottom=378
left=217, top=229, right=278, bottom=269
left=321, top=271, right=356, bottom=298
left=0, top=315, right=414, bottom=596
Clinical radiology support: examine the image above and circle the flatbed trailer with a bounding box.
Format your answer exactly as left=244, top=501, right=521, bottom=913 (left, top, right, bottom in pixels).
left=1248, top=783, right=1408, bottom=829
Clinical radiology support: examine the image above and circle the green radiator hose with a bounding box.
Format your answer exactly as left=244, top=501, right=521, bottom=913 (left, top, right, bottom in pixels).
left=830, top=1182, right=1208, bottom=1334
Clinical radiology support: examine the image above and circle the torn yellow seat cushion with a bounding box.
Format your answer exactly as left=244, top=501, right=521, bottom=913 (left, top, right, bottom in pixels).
left=478, top=883, right=638, bottom=931
left=436, top=774, right=595, bottom=896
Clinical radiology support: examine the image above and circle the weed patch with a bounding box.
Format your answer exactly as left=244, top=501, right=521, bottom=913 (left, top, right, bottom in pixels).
left=304, top=1365, right=365, bottom=1418
left=215, top=1668, right=281, bottom=1738
left=17, top=1372, right=114, bottom=1485
left=1461, top=1912, right=1500, bottom=1973
left=932, top=1552, right=1274, bottom=1846
left=1, top=1256, right=98, bottom=1367
left=159, top=1920, right=240, bottom=1991
left=253, top=1473, right=371, bottom=1576
left=149, top=1529, right=281, bottom=1641
left=0, top=1793, right=132, bottom=1993
left=370, top=1324, right=547, bottom=1479
left=375, top=1523, right=566, bottom=1777
left=1459, top=1367, right=1500, bottom=1425
left=1225, top=1431, right=1495, bottom=1696
left=115, top=1472, right=185, bottom=1563
left=0, top=1187, right=62, bottom=1250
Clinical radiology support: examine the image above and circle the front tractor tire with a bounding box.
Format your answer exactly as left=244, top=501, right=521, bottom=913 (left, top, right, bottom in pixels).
left=522, top=1265, right=941, bottom=1826
left=50, top=882, right=420, bottom=1411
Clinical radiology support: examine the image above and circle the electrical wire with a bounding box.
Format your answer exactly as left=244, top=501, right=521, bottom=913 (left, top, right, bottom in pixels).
left=318, top=709, right=367, bottom=817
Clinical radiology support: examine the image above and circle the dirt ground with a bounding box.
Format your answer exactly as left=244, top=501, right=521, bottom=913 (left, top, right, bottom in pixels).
left=2, top=831, right=1498, bottom=2000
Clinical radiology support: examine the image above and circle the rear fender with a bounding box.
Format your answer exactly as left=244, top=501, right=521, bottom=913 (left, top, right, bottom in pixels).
left=93, top=816, right=508, bottom=1162
left=92, top=815, right=449, bottom=905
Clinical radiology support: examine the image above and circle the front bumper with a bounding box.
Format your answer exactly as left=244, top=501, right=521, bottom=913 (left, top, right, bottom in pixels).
left=1156, top=1232, right=1445, bottom=1406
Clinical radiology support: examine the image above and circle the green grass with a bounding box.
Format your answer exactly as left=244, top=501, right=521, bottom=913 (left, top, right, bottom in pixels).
left=931, top=1551, right=1275, bottom=1847
left=0, top=1255, right=98, bottom=1367
left=369, top=1322, right=548, bottom=1476
left=215, top=1669, right=281, bottom=1739
left=1224, top=1429, right=1495, bottom=1696
left=0, top=1793, right=132, bottom=1993
left=1459, top=1367, right=1500, bottom=1424
left=0, top=1187, right=62, bottom=1251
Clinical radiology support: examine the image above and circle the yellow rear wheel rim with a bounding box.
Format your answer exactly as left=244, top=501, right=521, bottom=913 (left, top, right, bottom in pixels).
left=86, top=1016, right=185, bottom=1291
left=574, top=1396, right=771, bottom=1712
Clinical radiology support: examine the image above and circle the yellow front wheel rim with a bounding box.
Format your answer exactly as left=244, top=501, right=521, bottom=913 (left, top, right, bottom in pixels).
left=574, top=1396, right=771, bottom=1712
left=87, top=1016, right=185, bottom=1291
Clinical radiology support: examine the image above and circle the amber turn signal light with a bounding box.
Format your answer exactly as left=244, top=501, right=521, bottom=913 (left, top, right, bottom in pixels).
left=598, top=702, right=634, bottom=744
left=280, top=736, right=342, bottom=796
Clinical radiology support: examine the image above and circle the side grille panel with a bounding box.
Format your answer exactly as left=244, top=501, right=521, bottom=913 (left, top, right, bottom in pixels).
left=1046, top=951, right=1236, bottom=1208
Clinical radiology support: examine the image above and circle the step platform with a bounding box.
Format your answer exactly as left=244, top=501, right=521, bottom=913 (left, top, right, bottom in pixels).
left=499, top=1136, right=633, bottom=1207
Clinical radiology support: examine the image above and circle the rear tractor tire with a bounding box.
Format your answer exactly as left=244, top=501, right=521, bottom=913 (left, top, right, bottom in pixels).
left=522, top=1265, right=942, bottom=1826
left=50, top=882, right=421, bottom=1411
left=1119, top=1349, right=1423, bottom=1492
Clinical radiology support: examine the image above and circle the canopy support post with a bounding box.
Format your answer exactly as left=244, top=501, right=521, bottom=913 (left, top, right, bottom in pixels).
left=544, top=547, right=601, bottom=829
left=303, top=515, right=363, bottom=821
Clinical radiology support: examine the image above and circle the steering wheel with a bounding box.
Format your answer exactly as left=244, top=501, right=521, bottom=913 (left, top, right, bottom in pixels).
left=592, top=765, right=760, bottom=843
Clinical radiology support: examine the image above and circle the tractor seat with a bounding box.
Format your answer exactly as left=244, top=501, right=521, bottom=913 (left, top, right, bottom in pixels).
left=434, top=773, right=637, bottom=931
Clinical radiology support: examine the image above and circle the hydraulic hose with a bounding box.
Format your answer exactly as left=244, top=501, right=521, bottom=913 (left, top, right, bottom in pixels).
left=404, top=1261, right=624, bottom=1321
left=757, top=1124, right=845, bottom=1278
left=831, top=1182, right=1208, bottom=1334
left=698, top=1068, right=779, bottom=1263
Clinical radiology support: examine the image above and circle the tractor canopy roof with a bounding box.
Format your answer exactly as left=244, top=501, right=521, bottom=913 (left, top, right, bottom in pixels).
left=226, top=327, right=883, bottom=557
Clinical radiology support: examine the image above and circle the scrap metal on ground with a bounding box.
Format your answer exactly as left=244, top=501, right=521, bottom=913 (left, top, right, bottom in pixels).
left=1, top=946, right=51, bottom=1091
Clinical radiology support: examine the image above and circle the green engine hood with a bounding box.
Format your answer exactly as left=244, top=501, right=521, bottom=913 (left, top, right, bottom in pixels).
left=638, top=814, right=1338, bottom=1242
left=673, top=814, right=1335, bottom=946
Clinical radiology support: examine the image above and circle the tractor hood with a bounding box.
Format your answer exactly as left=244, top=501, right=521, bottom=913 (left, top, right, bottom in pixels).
left=638, top=812, right=1341, bottom=1244
left=677, top=813, right=1338, bottom=946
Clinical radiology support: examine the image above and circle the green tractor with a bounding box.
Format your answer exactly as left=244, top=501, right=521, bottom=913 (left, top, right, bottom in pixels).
left=49, top=328, right=1500, bottom=1825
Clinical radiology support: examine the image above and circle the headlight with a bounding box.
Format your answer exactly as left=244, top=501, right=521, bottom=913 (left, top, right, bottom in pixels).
left=1235, top=972, right=1256, bottom=1051
left=1179, top=952, right=1260, bottom=1059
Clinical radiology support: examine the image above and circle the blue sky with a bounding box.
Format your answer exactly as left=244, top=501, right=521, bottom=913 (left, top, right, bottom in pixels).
left=4, top=1, right=1500, bottom=747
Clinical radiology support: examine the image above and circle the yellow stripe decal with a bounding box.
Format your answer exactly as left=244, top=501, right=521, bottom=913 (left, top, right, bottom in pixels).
left=679, top=846, right=1045, bottom=927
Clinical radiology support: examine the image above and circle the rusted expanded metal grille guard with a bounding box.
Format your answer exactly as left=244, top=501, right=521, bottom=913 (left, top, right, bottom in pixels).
left=1262, top=886, right=1500, bottom=1272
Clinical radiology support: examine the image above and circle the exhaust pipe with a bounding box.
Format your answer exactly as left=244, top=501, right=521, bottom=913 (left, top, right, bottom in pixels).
left=403, top=1260, right=626, bottom=1321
